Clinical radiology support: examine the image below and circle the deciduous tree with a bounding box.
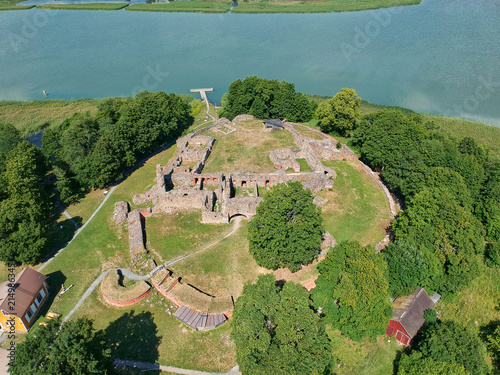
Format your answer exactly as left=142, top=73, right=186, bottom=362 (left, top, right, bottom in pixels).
left=248, top=182, right=323, bottom=272
left=311, top=241, right=392, bottom=341
left=231, top=275, right=332, bottom=375
left=396, top=352, right=468, bottom=375
left=316, top=88, right=361, bottom=136
left=0, top=141, right=52, bottom=264
left=10, top=318, right=113, bottom=375
left=414, top=320, right=489, bottom=374
left=382, top=240, right=427, bottom=298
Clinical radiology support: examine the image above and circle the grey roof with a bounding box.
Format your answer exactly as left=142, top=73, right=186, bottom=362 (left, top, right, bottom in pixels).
left=392, top=288, right=435, bottom=338
left=175, top=304, right=226, bottom=331
left=264, top=119, right=283, bottom=128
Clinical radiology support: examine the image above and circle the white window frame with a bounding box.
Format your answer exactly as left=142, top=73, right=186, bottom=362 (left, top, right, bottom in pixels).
left=25, top=304, right=36, bottom=323
left=35, top=289, right=46, bottom=307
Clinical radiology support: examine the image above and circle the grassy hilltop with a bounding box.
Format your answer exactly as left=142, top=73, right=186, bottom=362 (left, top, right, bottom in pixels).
left=1, top=95, right=499, bottom=373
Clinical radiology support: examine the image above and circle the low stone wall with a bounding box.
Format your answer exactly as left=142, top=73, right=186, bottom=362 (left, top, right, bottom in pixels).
left=270, top=149, right=301, bottom=172
left=113, top=201, right=129, bottom=225
left=232, top=114, right=255, bottom=124
left=103, top=285, right=152, bottom=307
left=128, top=210, right=147, bottom=262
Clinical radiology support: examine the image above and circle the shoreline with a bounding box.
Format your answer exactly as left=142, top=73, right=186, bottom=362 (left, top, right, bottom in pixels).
left=1, top=97, right=499, bottom=158
left=1, top=0, right=422, bottom=13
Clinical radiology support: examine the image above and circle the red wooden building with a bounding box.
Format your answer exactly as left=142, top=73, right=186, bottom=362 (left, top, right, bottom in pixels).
left=386, top=288, right=437, bottom=346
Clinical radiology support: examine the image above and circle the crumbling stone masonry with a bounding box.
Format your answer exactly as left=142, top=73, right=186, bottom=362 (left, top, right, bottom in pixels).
left=130, top=118, right=341, bottom=224
left=113, top=201, right=129, bottom=225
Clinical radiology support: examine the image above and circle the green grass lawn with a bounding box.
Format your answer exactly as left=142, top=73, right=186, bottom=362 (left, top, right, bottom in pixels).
left=72, top=288, right=236, bottom=371
left=127, top=1, right=231, bottom=13
left=295, top=125, right=324, bottom=140
left=297, top=158, right=312, bottom=172
left=145, top=210, right=232, bottom=263
left=232, top=0, right=420, bottom=13
left=203, top=120, right=297, bottom=173
left=171, top=220, right=263, bottom=299
left=328, top=331, right=401, bottom=374
left=0, top=99, right=99, bottom=136
left=319, top=160, right=392, bottom=246
left=37, top=3, right=128, bottom=10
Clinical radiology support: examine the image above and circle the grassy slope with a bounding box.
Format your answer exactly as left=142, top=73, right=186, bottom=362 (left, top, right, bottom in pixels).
left=232, top=0, right=420, bottom=13
left=0, top=99, right=100, bottom=136
left=21, top=144, right=237, bottom=371
left=423, top=114, right=500, bottom=158
left=170, top=220, right=263, bottom=299
left=37, top=3, right=128, bottom=10
left=320, top=160, right=391, bottom=245
left=72, top=290, right=236, bottom=371
left=127, top=1, right=231, bottom=13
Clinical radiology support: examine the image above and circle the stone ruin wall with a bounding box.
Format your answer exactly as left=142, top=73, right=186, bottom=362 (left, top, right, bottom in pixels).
left=130, top=117, right=341, bottom=227
left=113, top=202, right=151, bottom=263
left=269, top=149, right=302, bottom=172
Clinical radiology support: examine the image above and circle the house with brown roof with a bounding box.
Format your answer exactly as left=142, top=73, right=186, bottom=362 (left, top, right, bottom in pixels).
left=386, top=288, right=438, bottom=346
left=0, top=268, right=49, bottom=332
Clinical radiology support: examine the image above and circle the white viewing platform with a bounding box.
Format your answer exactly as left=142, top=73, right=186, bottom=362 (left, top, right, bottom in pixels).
left=190, top=88, right=213, bottom=103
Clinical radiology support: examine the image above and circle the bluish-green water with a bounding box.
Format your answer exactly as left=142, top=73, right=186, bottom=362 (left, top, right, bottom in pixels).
left=1, top=0, right=499, bottom=126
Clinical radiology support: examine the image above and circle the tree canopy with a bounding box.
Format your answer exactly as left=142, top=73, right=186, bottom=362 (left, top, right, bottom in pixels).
left=221, top=76, right=316, bottom=122
left=10, top=318, right=113, bottom=375
left=311, top=241, right=392, bottom=341
left=396, top=352, right=468, bottom=375
left=352, top=109, right=494, bottom=297
left=316, top=88, right=361, bottom=136
left=412, top=320, right=489, bottom=375
left=382, top=239, right=427, bottom=298
left=0, top=141, right=52, bottom=264
left=248, top=182, right=323, bottom=272
left=231, top=274, right=332, bottom=375
left=42, top=91, right=191, bottom=196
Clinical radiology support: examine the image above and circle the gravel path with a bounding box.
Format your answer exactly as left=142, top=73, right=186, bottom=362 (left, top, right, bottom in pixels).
left=38, top=140, right=177, bottom=273
left=62, top=270, right=109, bottom=323
left=117, top=268, right=151, bottom=281
left=114, top=359, right=240, bottom=375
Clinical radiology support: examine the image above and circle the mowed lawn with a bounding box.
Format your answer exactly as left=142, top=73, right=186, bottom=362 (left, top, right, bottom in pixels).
left=146, top=210, right=232, bottom=263
left=203, top=120, right=297, bottom=173
left=319, top=160, right=392, bottom=246
left=171, top=220, right=264, bottom=299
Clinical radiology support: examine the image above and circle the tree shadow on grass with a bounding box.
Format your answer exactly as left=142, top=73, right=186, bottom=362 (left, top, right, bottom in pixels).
left=105, top=310, right=162, bottom=364
left=41, top=216, right=83, bottom=263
